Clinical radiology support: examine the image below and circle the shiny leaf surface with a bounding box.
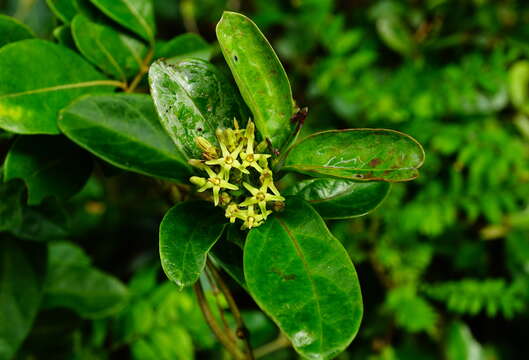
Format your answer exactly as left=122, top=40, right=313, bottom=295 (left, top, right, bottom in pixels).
left=283, top=129, right=425, bottom=182
left=0, top=39, right=117, bottom=134
left=4, top=135, right=92, bottom=205
left=159, top=201, right=226, bottom=289
left=155, top=33, right=212, bottom=63
left=90, top=0, right=155, bottom=42
left=44, top=241, right=129, bottom=318
left=149, top=58, right=249, bottom=158
left=0, top=15, right=34, bottom=48
left=58, top=93, right=191, bottom=181
left=72, top=14, right=148, bottom=80
left=0, top=239, right=47, bottom=360
left=216, top=11, right=296, bottom=151
left=286, top=178, right=391, bottom=219
left=244, top=197, right=363, bottom=360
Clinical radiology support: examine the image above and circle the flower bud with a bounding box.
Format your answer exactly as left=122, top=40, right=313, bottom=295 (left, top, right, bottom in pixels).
left=190, top=176, right=207, bottom=187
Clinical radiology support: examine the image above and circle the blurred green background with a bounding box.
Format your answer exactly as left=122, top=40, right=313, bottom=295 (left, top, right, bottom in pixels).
left=2, top=0, right=529, bottom=359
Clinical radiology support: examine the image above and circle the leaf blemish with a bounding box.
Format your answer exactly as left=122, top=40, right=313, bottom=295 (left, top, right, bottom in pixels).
left=369, top=158, right=381, bottom=167
left=272, top=267, right=297, bottom=281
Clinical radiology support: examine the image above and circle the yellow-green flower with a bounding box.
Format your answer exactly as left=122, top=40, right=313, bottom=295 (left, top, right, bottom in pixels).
left=240, top=182, right=285, bottom=217
left=240, top=205, right=270, bottom=230
left=205, top=141, right=247, bottom=177
left=191, top=166, right=238, bottom=206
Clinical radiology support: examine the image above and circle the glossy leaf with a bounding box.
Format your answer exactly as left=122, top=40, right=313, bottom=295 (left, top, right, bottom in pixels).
left=90, top=0, right=155, bottom=42
left=0, top=239, right=47, bottom=360
left=283, top=129, right=425, bottom=182
left=0, top=14, right=34, bottom=48
left=4, top=135, right=92, bottom=205
left=149, top=58, right=249, bottom=158
left=46, top=0, right=77, bottom=23
left=155, top=33, right=212, bottom=62
left=244, top=197, right=363, bottom=360
left=58, top=93, right=191, bottom=181
left=0, top=39, right=117, bottom=134
left=44, top=241, right=129, bottom=318
left=286, top=178, right=391, bottom=219
left=216, top=11, right=296, bottom=151
left=0, top=179, right=25, bottom=232
left=72, top=14, right=148, bottom=81
left=159, top=201, right=226, bottom=289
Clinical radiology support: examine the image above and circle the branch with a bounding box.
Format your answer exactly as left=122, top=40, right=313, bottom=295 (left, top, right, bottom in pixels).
left=126, top=47, right=154, bottom=93
left=207, top=259, right=255, bottom=360
left=193, top=281, right=246, bottom=360
left=254, top=334, right=290, bottom=358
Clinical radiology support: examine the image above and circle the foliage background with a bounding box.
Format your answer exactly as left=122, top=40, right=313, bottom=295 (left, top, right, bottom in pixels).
left=1, top=0, right=529, bottom=359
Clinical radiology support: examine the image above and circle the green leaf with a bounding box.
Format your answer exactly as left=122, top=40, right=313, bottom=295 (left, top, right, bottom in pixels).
left=244, top=196, right=363, bottom=360
left=72, top=14, right=148, bottom=81
left=0, top=14, right=34, bottom=48
left=46, top=0, right=77, bottom=23
left=0, top=179, right=25, bottom=232
left=283, top=129, right=425, bottom=182
left=155, top=33, right=212, bottom=63
left=58, top=93, right=191, bottom=182
left=216, top=11, right=296, bottom=152
left=149, top=58, right=249, bottom=159
left=285, top=178, right=391, bottom=219
left=52, top=25, right=76, bottom=49
left=508, top=60, right=529, bottom=113
left=0, top=239, right=47, bottom=360
left=0, top=39, right=118, bottom=134
left=376, top=16, right=415, bottom=56
left=4, top=135, right=92, bottom=205
left=90, top=0, right=155, bottom=42
left=445, top=321, right=485, bottom=360
left=159, top=201, right=226, bottom=289
left=44, top=241, right=129, bottom=318
left=10, top=199, right=70, bottom=241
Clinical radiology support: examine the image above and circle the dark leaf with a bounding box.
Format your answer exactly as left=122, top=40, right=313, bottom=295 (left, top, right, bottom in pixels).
left=58, top=93, right=191, bottom=181
left=159, top=201, right=226, bottom=289
left=244, top=197, right=363, bottom=360
left=4, top=135, right=92, bottom=205
left=149, top=58, right=249, bottom=158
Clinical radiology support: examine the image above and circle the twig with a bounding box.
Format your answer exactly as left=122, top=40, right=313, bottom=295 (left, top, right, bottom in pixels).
left=207, top=259, right=255, bottom=360
left=194, top=282, right=246, bottom=360
left=204, top=265, right=237, bottom=343
left=254, top=334, right=290, bottom=358
left=181, top=0, right=200, bottom=34
left=126, top=47, right=154, bottom=93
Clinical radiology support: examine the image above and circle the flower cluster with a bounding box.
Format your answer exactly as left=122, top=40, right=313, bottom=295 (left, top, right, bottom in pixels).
left=188, top=120, right=284, bottom=229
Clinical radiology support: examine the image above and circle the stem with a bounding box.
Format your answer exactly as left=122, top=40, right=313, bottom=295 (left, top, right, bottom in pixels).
left=193, top=282, right=246, bottom=360
left=126, top=47, right=154, bottom=93
left=204, top=265, right=237, bottom=343
left=181, top=0, right=200, bottom=34
left=254, top=334, right=290, bottom=359
left=207, top=259, right=255, bottom=360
